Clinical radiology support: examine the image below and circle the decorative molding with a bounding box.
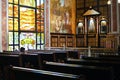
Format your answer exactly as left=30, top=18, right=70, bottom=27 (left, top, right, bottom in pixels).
left=0, top=0, right=2, bottom=51
left=45, top=0, right=50, bottom=48
left=2, top=0, right=7, bottom=51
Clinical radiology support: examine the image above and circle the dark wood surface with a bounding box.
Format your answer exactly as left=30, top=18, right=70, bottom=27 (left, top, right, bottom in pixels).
left=66, top=58, right=120, bottom=80
left=43, top=61, right=113, bottom=80
left=9, top=66, right=85, bottom=80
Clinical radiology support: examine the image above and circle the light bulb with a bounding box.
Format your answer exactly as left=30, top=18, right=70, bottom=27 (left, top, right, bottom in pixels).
left=118, top=0, right=120, bottom=3
left=107, top=0, right=111, bottom=5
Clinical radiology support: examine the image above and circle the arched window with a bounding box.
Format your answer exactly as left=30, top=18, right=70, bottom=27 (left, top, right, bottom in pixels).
left=8, top=0, right=45, bottom=51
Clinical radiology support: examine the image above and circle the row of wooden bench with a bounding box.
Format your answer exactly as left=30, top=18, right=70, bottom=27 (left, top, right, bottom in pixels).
left=66, top=55, right=120, bottom=80
left=0, top=51, right=120, bottom=80
left=0, top=50, right=80, bottom=80
left=0, top=51, right=118, bottom=80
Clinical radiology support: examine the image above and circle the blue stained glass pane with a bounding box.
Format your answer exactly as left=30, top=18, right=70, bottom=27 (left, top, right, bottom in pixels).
left=37, top=33, right=44, bottom=44
left=9, top=32, right=13, bottom=44
left=14, top=32, right=18, bottom=44
left=37, top=45, right=44, bottom=50
left=37, top=45, right=40, bottom=49
left=37, top=33, right=40, bottom=44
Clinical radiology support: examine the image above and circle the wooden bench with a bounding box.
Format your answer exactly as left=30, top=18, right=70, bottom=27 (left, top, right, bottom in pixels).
left=37, top=52, right=54, bottom=69
left=53, top=51, right=67, bottom=63
left=66, top=58, right=120, bottom=80
left=98, top=55, right=120, bottom=60
left=67, top=50, right=79, bottom=59
left=19, top=54, right=39, bottom=69
left=43, top=61, right=113, bottom=80
left=0, top=54, right=20, bottom=80
left=0, top=54, right=20, bottom=66
left=19, top=52, right=54, bottom=69
left=82, top=56, right=120, bottom=61
left=98, top=55, right=120, bottom=58
left=9, top=66, right=86, bottom=80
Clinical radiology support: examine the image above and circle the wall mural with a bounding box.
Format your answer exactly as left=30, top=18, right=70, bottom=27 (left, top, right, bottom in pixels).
left=50, top=0, right=73, bottom=34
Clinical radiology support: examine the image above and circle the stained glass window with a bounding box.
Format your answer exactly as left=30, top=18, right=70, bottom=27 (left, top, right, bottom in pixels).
left=8, top=0, right=45, bottom=51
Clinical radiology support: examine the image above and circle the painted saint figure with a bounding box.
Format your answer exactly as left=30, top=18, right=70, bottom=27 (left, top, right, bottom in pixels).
left=63, top=10, right=72, bottom=33
left=88, top=17, right=95, bottom=33
left=55, top=16, right=63, bottom=32
left=100, top=17, right=107, bottom=33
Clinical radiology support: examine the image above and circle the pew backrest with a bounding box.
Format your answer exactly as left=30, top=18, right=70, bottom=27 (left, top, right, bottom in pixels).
left=66, top=58, right=120, bottom=80
left=53, top=51, right=67, bottom=62
left=19, top=54, right=39, bottom=69
left=43, top=61, right=113, bottom=80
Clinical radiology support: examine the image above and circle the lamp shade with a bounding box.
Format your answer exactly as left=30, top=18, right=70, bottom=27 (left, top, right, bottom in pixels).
left=83, top=7, right=100, bottom=16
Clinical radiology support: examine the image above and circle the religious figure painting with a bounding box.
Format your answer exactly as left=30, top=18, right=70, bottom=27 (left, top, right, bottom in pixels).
left=100, top=18, right=107, bottom=34
left=50, top=0, right=74, bottom=34
left=88, top=17, right=96, bottom=33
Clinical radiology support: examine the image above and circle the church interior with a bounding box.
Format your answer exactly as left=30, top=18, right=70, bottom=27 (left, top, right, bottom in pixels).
left=0, top=0, right=120, bottom=80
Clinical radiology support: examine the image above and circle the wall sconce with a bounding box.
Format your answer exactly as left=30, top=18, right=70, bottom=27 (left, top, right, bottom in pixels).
left=77, top=20, right=84, bottom=34
left=107, top=0, right=111, bottom=5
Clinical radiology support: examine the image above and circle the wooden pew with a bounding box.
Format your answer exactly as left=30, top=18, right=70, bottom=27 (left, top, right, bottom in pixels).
left=0, top=54, right=20, bottom=80
left=0, top=54, right=20, bottom=66
left=19, top=52, right=54, bottom=69
left=67, top=50, right=79, bottom=59
left=82, top=56, right=120, bottom=61
left=19, top=54, right=39, bottom=69
left=66, top=58, right=120, bottom=80
left=38, top=52, right=54, bottom=69
left=98, top=55, right=120, bottom=58
left=34, top=52, right=54, bottom=62
left=53, top=51, right=67, bottom=63
left=43, top=61, right=113, bottom=80
left=27, top=49, right=55, bottom=53
left=0, top=51, right=20, bottom=55
left=9, top=66, right=86, bottom=80
left=98, top=55, right=120, bottom=61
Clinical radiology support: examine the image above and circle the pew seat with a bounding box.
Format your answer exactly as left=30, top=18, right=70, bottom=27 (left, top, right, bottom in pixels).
left=9, top=66, right=86, bottom=80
